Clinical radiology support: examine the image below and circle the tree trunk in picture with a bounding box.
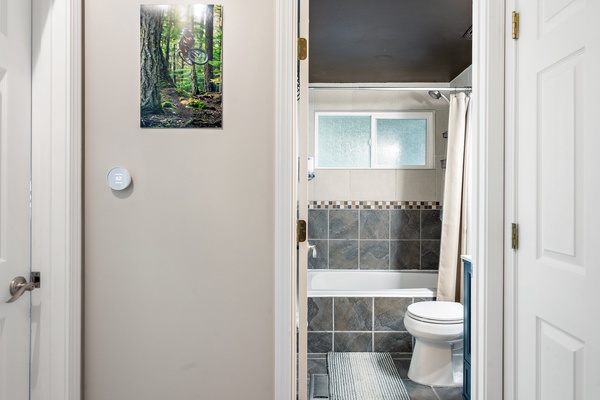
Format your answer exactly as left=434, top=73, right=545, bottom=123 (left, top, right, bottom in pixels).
left=140, top=5, right=163, bottom=114
left=171, top=43, right=177, bottom=85
left=189, top=5, right=199, bottom=96
left=159, top=8, right=174, bottom=87
left=203, top=5, right=215, bottom=92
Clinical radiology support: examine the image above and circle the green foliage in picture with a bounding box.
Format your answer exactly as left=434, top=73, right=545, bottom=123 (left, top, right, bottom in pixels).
left=140, top=4, right=223, bottom=128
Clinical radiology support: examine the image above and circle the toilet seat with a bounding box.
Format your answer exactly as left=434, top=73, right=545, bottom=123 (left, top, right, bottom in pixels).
left=406, top=301, right=463, bottom=325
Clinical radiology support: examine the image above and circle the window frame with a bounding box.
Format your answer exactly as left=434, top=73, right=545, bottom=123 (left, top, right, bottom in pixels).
left=314, top=111, right=435, bottom=170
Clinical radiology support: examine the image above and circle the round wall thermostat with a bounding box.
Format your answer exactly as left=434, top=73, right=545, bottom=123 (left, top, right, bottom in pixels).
left=107, top=167, right=132, bottom=191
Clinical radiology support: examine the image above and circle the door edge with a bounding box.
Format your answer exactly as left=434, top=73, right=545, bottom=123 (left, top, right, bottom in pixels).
left=31, top=0, right=82, bottom=399
left=274, top=0, right=296, bottom=399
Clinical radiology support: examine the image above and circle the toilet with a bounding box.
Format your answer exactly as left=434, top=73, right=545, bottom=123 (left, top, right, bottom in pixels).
left=404, top=301, right=464, bottom=387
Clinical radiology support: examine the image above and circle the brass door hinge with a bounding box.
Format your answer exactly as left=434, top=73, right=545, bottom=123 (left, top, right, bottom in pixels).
left=297, top=38, right=307, bottom=60
left=297, top=220, right=307, bottom=243
left=511, top=223, right=519, bottom=250
left=512, top=11, right=520, bottom=39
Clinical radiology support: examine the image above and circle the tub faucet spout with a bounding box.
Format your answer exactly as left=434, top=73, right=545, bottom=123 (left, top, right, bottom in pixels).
left=307, top=243, right=317, bottom=258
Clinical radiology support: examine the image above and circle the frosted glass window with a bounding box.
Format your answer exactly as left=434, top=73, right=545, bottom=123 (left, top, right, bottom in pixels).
left=317, top=116, right=371, bottom=168
left=376, top=119, right=427, bottom=167
left=315, top=111, right=434, bottom=169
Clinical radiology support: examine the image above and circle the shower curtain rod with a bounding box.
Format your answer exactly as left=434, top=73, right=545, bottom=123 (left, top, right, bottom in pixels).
left=308, top=86, right=472, bottom=92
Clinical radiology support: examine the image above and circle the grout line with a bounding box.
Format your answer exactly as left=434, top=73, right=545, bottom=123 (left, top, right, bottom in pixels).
left=357, top=210, right=361, bottom=270
left=326, top=237, right=329, bottom=269
left=388, top=210, right=392, bottom=270
left=321, top=330, right=409, bottom=333
left=331, top=297, right=335, bottom=352
left=326, top=209, right=330, bottom=269
left=371, top=297, right=375, bottom=352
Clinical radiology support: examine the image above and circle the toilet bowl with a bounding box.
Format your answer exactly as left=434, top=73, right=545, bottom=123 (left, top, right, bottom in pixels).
left=404, top=301, right=464, bottom=387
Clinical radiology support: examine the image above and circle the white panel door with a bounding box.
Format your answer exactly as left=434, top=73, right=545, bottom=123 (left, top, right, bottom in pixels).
left=296, top=0, right=309, bottom=399
left=516, top=0, right=600, bottom=398
left=0, top=0, right=32, bottom=399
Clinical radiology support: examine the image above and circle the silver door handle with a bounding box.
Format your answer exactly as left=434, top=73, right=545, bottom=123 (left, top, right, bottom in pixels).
left=6, top=276, right=36, bottom=303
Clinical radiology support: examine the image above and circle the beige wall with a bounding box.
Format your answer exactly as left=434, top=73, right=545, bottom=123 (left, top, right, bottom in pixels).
left=308, top=88, right=449, bottom=201
left=84, top=1, right=275, bottom=399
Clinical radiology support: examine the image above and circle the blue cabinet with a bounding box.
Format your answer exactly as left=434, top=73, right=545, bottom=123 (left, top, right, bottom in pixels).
left=462, top=256, right=472, bottom=400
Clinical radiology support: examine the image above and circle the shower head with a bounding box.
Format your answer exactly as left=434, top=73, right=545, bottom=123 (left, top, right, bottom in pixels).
left=428, top=90, right=450, bottom=103
left=428, top=90, right=441, bottom=99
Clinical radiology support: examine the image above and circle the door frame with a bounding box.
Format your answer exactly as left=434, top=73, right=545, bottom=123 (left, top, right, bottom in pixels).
left=503, top=0, right=518, bottom=398
left=31, top=0, right=82, bottom=399
left=274, top=0, right=296, bottom=398
left=38, top=0, right=509, bottom=398
left=273, top=0, right=508, bottom=399
left=471, top=0, right=506, bottom=399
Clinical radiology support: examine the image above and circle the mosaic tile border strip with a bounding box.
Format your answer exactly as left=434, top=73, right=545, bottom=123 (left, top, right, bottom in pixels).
left=308, top=201, right=442, bottom=210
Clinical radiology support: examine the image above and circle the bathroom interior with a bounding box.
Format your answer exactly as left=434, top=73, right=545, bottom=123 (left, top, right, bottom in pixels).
left=303, top=1, right=472, bottom=399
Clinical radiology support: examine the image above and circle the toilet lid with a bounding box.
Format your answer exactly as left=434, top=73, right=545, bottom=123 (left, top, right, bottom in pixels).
left=407, top=301, right=463, bottom=324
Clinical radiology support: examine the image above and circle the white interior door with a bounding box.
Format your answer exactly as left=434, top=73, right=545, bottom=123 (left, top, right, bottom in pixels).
left=0, top=0, right=32, bottom=399
left=515, top=0, right=600, bottom=398
left=296, top=0, right=309, bottom=399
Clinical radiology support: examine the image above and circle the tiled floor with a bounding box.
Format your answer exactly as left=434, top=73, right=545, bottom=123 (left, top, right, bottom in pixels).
left=308, top=354, right=463, bottom=400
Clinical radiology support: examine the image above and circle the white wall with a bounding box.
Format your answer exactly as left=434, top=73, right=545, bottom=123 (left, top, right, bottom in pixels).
left=84, top=1, right=276, bottom=399
left=308, top=88, right=449, bottom=201
left=450, top=65, right=472, bottom=88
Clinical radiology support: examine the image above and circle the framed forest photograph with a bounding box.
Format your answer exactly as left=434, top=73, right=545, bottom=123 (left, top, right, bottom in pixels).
left=140, top=4, right=223, bottom=128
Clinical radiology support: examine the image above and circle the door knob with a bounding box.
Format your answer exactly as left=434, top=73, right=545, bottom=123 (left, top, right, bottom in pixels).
left=6, top=274, right=39, bottom=303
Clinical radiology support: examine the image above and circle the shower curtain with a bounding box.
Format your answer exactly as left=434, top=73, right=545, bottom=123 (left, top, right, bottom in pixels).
left=437, top=92, right=471, bottom=302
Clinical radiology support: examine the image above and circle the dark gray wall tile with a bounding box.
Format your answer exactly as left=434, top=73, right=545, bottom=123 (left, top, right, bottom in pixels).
left=359, top=241, right=390, bottom=270
left=308, top=297, right=333, bottom=331
left=390, top=210, right=420, bottom=240
left=308, top=240, right=328, bottom=270
left=329, top=240, right=359, bottom=269
left=334, top=332, right=373, bottom=352
left=374, top=332, right=413, bottom=353
left=307, top=332, right=333, bottom=353
left=414, top=297, right=436, bottom=303
left=329, top=210, right=359, bottom=239
left=374, top=297, right=412, bottom=331
left=390, top=240, right=421, bottom=270
left=307, top=358, right=328, bottom=376
left=360, top=210, right=389, bottom=239
left=309, top=204, right=443, bottom=274
left=334, top=297, right=373, bottom=331
left=308, top=210, right=328, bottom=239
left=421, top=210, right=442, bottom=239
left=421, top=240, right=441, bottom=270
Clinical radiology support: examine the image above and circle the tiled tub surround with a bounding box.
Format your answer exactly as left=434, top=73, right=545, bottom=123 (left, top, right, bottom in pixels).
left=307, top=204, right=442, bottom=271
left=307, top=296, right=434, bottom=354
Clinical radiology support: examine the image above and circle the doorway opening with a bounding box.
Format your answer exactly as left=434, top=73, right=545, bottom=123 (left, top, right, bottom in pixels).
left=297, top=1, right=474, bottom=399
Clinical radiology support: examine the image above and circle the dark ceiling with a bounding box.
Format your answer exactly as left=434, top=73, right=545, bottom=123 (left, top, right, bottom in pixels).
left=309, top=0, right=472, bottom=83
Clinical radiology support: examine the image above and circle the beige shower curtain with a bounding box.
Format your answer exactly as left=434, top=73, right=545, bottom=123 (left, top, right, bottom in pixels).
left=437, top=92, right=471, bottom=302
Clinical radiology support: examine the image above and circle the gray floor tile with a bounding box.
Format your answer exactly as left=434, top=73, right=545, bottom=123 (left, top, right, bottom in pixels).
left=433, top=385, right=463, bottom=400
left=403, top=379, right=439, bottom=400
left=392, top=358, right=411, bottom=379
left=306, top=351, right=464, bottom=400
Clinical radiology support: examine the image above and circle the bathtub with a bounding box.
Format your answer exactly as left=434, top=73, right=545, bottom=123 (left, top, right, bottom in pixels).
left=307, top=270, right=438, bottom=298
